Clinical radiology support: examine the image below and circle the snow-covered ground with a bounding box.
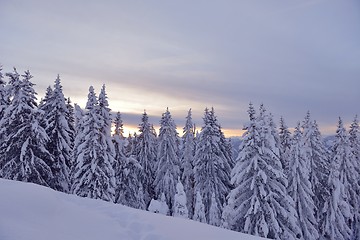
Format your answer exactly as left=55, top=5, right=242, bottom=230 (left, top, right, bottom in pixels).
left=0, top=179, right=265, bottom=240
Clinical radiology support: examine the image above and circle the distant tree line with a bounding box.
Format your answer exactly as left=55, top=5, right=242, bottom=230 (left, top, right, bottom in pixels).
left=0, top=67, right=359, bottom=240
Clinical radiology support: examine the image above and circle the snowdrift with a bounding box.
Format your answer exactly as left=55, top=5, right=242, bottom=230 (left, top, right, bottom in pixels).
left=0, top=179, right=265, bottom=240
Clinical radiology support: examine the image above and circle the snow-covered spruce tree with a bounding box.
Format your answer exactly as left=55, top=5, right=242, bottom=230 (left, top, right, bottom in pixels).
left=193, top=107, right=232, bottom=225
left=307, top=120, right=331, bottom=233
left=0, top=70, right=53, bottom=186
left=65, top=98, right=75, bottom=149
left=74, top=103, right=85, bottom=135
left=349, top=115, right=360, bottom=239
left=97, top=84, right=116, bottom=163
left=279, top=116, right=292, bottom=176
left=38, top=86, right=53, bottom=112
left=136, top=110, right=157, bottom=207
left=213, top=109, right=234, bottom=173
left=71, top=86, right=115, bottom=202
left=113, top=111, right=145, bottom=209
left=322, top=118, right=354, bottom=240
left=287, top=123, right=319, bottom=240
left=173, top=178, right=189, bottom=219
left=0, top=65, right=9, bottom=121
left=114, top=111, right=125, bottom=139
left=223, top=103, right=301, bottom=239
left=125, top=132, right=137, bottom=157
left=300, top=112, right=331, bottom=233
left=0, top=66, right=9, bottom=168
left=154, top=108, right=180, bottom=215
left=39, top=75, right=73, bottom=192
left=349, top=115, right=360, bottom=172
left=180, top=108, right=196, bottom=218
left=70, top=103, right=86, bottom=179
left=193, top=191, right=207, bottom=223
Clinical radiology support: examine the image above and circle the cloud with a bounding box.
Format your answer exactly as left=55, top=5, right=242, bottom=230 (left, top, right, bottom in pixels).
left=1, top=0, right=359, bottom=136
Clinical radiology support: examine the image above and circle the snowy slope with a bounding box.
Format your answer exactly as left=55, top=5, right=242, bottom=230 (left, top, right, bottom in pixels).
left=0, top=179, right=265, bottom=240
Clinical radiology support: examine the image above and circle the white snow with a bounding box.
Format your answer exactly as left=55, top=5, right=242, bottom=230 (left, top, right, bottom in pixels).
left=0, top=179, right=266, bottom=240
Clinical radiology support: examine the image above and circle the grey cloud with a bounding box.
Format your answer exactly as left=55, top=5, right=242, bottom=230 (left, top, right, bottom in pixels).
left=1, top=0, right=359, bottom=136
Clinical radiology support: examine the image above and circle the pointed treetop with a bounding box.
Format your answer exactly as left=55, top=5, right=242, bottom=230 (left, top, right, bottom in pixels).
left=247, top=102, right=256, bottom=121
left=98, top=84, right=109, bottom=108
left=114, top=111, right=124, bottom=137
left=85, top=86, right=97, bottom=110
left=6, top=67, right=20, bottom=84
left=21, top=70, right=33, bottom=82
left=183, top=108, right=194, bottom=135
left=55, top=74, right=61, bottom=85
left=0, top=65, right=4, bottom=84
left=302, top=111, right=311, bottom=129
left=293, top=122, right=302, bottom=141
left=337, top=117, right=344, bottom=129
left=336, top=117, right=347, bottom=138
left=349, top=115, right=359, bottom=144
left=259, top=103, right=266, bottom=117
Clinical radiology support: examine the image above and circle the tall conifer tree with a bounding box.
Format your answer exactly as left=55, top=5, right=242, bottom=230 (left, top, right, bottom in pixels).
left=154, top=108, right=180, bottom=215
left=40, top=75, right=73, bottom=192
left=223, top=104, right=300, bottom=239
left=0, top=65, right=9, bottom=121
left=136, top=110, right=157, bottom=207
left=279, top=116, right=292, bottom=176
left=287, top=123, right=319, bottom=239
left=0, top=69, right=53, bottom=186
left=71, top=86, right=115, bottom=202
left=194, top=107, right=232, bottom=225
left=322, top=118, right=354, bottom=240
left=113, top=111, right=145, bottom=209
left=181, top=108, right=196, bottom=218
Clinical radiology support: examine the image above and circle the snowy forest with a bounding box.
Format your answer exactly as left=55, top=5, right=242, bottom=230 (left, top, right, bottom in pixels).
left=0, top=67, right=359, bottom=240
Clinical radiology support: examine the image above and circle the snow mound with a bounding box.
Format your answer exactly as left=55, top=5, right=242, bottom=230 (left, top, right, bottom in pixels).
left=0, top=179, right=265, bottom=240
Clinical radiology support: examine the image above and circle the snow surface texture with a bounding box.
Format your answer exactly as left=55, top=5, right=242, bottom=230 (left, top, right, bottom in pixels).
left=0, top=179, right=266, bottom=240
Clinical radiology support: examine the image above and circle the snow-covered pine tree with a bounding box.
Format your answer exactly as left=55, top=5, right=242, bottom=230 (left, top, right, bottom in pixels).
left=193, top=191, right=206, bottom=223
left=97, top=84, right=116, bottom=164
left=38, top=86, right=53, bottom=112
left=0, top=69, right=53, bottom=187
left=322, top=118, right=354, bottom=240
left=70, top=103, right=86, bottom=179
left=0, top=66, right=9, bottom=169
left=223, top=103, right=301, bottom=239
left=136, top=110, right=157, bottom=207
left=213, top=108, right=234, bottom=173
left=193, top=107, right=232, bottom=225
left=349, top=115, right=360, bottom=238
left=180, top=108, right=196, bottom=218
left=154, top=108, right=180, bottom=215
left=349, top=115, right=360, bottom=170
left=173, top=178, right=189, bottom=219
left=74, top=103, right=85, bottom=135
left=114, top=111, right=124, bottom=139
left=125, top=132, right=137, bottom=157
left=39, top=75, right=73, bottom=192
left=65, top=97, right=75, bottom=149
left=307, top=120, right=331, bottom=234
left=113, top=111, right=145, bottom=209
left=287, top=123, right=319, bottom=240
left=0, top=65, right=9, bottom=121
left=71, top=86, right=115, bottom=202
left=279, top=116, right=292, bottom=176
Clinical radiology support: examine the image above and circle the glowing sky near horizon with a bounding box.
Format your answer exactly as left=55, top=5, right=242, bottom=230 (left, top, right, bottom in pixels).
left=0, top=0, right=359, bottom=137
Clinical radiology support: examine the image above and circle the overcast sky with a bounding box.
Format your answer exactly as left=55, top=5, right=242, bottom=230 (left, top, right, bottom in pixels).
left=1, top=0, right=359, bottom=136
